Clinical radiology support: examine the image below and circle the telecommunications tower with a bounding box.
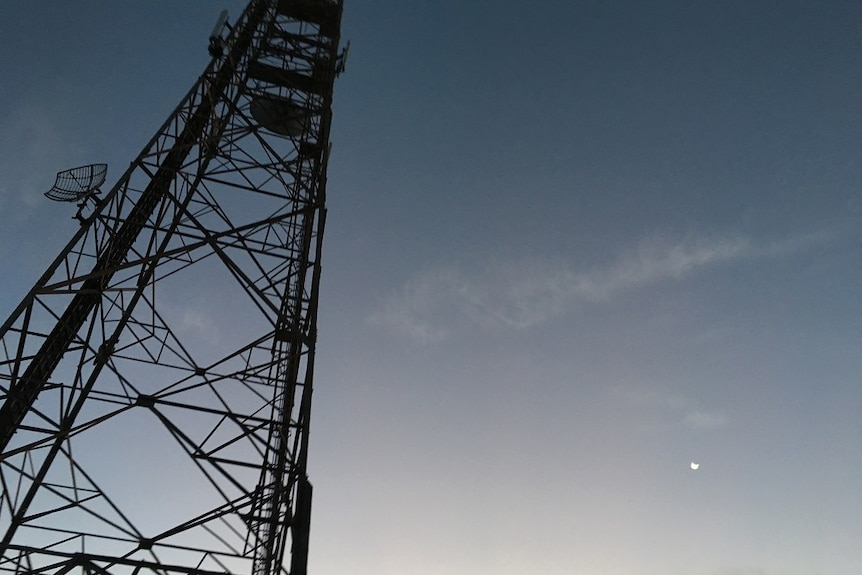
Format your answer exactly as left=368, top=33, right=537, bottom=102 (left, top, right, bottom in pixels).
left=0, top=1, right=344, bottom=575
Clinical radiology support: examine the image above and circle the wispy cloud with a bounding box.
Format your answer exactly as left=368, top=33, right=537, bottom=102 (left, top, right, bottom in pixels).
left=370, top=260, right=577, bottom=343
left=574, top=234, right=749, bottom=300
left=614, top=384, right=728, bottom=431
left=370, top=232, right=827, bottom=343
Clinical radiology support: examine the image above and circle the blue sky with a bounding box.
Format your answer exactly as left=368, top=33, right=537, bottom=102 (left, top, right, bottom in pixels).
left=1, top=2, right=860, bottom=574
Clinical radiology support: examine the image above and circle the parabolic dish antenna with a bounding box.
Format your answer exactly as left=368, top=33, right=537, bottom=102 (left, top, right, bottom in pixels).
left=250, top=97, right=310, bottom=137
left=44, top=163, right=108, bottom=202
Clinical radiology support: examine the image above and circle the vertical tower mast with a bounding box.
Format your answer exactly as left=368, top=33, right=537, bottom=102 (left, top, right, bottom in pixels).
left=0, top=1, right=343, bottom=574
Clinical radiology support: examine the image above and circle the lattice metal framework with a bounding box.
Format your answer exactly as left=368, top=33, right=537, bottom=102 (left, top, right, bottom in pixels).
left=0, top=1, right=343, bottom=574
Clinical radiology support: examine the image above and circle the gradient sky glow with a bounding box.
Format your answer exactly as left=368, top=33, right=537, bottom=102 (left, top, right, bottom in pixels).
left=1, top=2, right=860, bottom=574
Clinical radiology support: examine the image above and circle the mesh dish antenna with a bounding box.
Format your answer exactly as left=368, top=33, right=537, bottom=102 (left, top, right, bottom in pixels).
left=44, top=163, right=108, bottom=202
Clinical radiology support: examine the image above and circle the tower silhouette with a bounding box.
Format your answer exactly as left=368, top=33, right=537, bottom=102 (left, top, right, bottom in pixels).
left=0, top=2, right=343, bottom=574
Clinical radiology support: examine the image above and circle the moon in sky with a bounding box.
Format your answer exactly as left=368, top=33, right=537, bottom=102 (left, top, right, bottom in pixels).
left=690, top=462, right=700, bottom=470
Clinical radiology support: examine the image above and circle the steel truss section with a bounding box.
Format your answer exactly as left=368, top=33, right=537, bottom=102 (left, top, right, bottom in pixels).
left=0, top=1, right=343, bottom=575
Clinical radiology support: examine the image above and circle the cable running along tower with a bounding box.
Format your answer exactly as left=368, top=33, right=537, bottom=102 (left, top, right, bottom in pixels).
left=0, top=2, right=343, bottom=574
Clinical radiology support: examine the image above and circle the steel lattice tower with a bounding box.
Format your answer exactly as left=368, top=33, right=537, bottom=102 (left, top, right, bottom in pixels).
left=0, top=1, right=343, bottom=574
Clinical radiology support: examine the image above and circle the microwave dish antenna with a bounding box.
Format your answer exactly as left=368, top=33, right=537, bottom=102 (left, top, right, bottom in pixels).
left=44, top=163, right=108, bottom=202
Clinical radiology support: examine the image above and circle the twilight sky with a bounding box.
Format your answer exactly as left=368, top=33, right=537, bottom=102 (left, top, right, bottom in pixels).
left=1, top=2, right=860, bottom=574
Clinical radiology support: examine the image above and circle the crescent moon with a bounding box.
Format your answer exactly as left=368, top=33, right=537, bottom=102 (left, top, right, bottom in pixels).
left=690, top=462, right=700, bottom=470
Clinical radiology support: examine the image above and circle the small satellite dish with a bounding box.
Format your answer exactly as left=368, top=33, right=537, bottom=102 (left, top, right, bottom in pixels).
left=45, top=163, right=108, bottom=203
left=250, top=97, right=309, bottom=136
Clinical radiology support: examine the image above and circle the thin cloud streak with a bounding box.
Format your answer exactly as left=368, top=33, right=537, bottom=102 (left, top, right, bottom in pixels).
left=575, top=234, right=750, bottom=301
left=613, top=384, right=728, bottom=431
left=370, top=232, right=826, bottom=343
